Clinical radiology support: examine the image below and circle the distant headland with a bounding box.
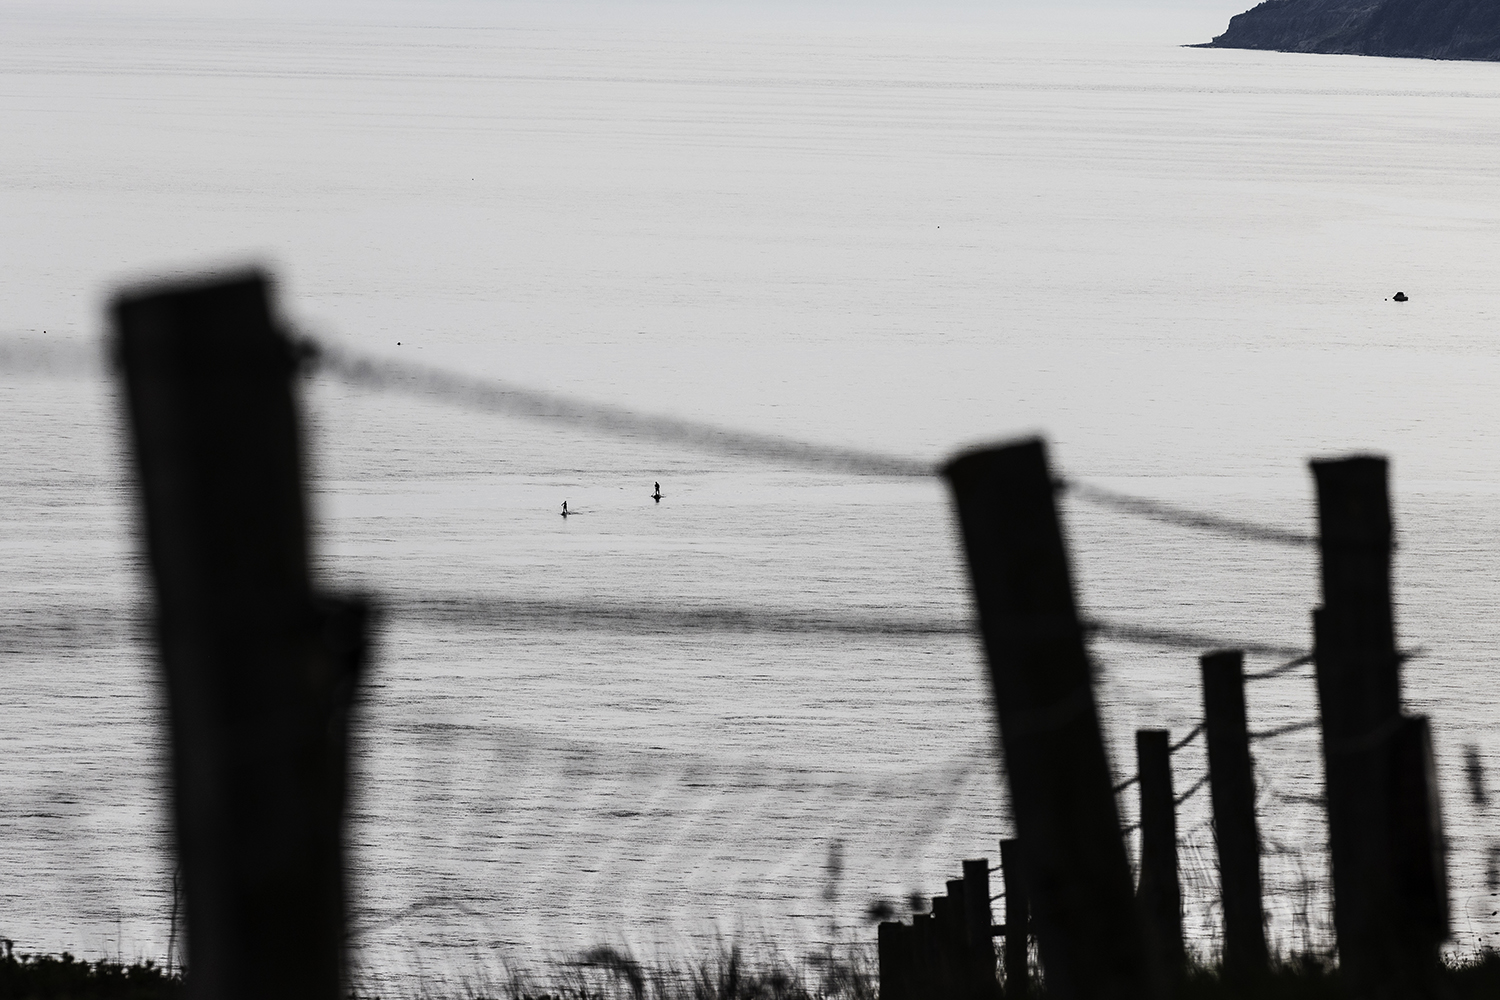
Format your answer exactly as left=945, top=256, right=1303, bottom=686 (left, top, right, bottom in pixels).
left=1200, top=0, right=1500, bottom=61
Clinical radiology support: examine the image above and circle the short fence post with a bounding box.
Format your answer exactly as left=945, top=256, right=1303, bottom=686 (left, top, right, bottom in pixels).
left=1000, top=839, right=1030, bottom=998
left=1312, top=455, right=1444, bottom=997
left=963, top=858, right=997, bottom=998
left=946, top=879, right=974, bottom=996
left=878, top=921, right=913, bottom=1000
left=1136, top=729, right=1183, bottom=982
left=114, top=272, right=366, bottom=1000
left=933, top=890, right=963, bottom=998
left=911, top=912, right=938, bottom=998
left=943, top=440, right=1150, bottom=1000
left=1200, top=649, right=1267, bottom=978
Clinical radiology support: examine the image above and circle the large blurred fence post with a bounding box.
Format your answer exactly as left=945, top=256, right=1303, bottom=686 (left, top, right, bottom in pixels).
left=1135, top=730, right=1182, bottom=983
left=114, top=272, right=366, bottom=1000
left=1312, top=455, right=1445, bottom=998
left=1199, top=650, right=1267, bottom=979
left=943, top=439, right=1150, bottom=1000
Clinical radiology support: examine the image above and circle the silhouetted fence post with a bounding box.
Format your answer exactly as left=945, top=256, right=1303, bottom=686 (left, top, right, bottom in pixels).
left=1312, top=455, right=1444, bottom=998
left=1391, top=715, right=1449, bottom=962
left=934, top=889, right=964, bottom=997
left=943, top=439, right=1150, bottom=1000
left=1199, top=650, right=1267, bottom=979
left=1136, top=730, right=1182, bottom=983
left=878, top=921, right=913, bottom=1000
left=1000, top=839, right=1030, bottom=998
left=114, top=272, right=366, bottom=1000
left=963, top=859, right=997, bottom=998
left=911, top=912, right=939, bottom=998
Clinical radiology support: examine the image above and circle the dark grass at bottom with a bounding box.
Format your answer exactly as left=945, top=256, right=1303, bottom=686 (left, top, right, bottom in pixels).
left=0, top=944, right=180, bottom=1000
left=5, top=946, right=1500, bottom=999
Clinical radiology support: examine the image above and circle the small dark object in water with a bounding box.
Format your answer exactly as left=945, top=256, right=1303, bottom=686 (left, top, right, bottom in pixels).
left=1393, top=291, right=1408, bottom=302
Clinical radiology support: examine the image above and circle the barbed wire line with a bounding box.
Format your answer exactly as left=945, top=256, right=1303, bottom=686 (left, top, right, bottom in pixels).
left=1170, top=724, right=1204, bottom=754
left=1115, top=714, right=1318, bottom=797
left=1251, top=719, right=1321, bottom=742
left=302, top=338, right=937, bottom=478
left=1081, top=618, right=1308, bottom=659
left=399, top=597, right=1317, bottom=663
left=392, top=593, right=973, bottom=638
left=1245, top=653, right=1315, bottom=681
left=1175, top=774, right=1210, bottom=806
left=3, top=593, right=1311, bottom=664
left=0, top=334, right=1360, bottom=558
left=1059, top=480, right=1317, bottom=548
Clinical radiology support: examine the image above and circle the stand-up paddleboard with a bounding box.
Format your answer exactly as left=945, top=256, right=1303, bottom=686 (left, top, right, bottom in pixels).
left=652, top=481, right=663, bottom=502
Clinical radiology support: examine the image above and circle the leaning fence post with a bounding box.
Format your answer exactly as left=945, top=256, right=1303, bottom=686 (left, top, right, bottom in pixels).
left=1200, top=649, right=1267, bottom=978
left=943, top=440, right=1150, bottom=1000
left=114, top=272, right=365, bottom=1000
left=1136, top=730, right=1183, bottom=983
left=963, top=859, right=997, bottom=998
left=1312, top=455, right=1444, bottom=998
left=1000, top=839, right=1029, bottom=998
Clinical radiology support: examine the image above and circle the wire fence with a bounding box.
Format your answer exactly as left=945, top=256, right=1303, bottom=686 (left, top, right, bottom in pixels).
left=0, top=331, right=1485, bottom=970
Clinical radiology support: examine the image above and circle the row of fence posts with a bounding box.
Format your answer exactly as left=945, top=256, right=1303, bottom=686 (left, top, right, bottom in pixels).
left=109, top=272, right=1450, bottom=999
left=932, top=441, right=1449, bottom=999
left=878, top=845, right=1029, bottom=1000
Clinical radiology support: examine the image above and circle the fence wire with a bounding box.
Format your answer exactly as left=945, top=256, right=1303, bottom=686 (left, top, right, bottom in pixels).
left=1059, top=479, right=1317, bottom=549
left=2, top=332, right=1344, bottom=556
left=302, top=339, right=937, bottom=479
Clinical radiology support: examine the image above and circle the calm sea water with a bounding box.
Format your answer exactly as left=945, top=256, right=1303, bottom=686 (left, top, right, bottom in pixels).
left=4, top=4, right=1500, bottom=989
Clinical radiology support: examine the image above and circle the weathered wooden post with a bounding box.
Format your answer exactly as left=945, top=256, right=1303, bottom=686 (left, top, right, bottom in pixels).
left=1391, top=716, right=1449, bottom=952
left=114, top=272, right=366, bottom=1000
left=945, top=879, right=974, bottom=997
left=878, top=921, right=913, bottom=1000
left=1199, top=650, right=1267, bottom=978
left=911, top=912, right=939, bottom=999
left=944, top=440, right=1150, bottom=1000
left=1000, top=839, right=1030, bottom=998
left=1312, top=455, right=1444, bottom=998
left=1135, top=730, right=1183, bottom=983
left=933, top=890, right=963, bottom=998
left=963, top=859, right=998, bottom=998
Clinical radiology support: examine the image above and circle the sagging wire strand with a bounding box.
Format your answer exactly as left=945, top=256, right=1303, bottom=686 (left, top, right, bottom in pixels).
left=2, top=595, right=1321, bottom=662
left=1056, top=478, right=1316, bottom=549
left=1174, top=774, right=1210, bottom=807
left=300, top=338, right=936, bottom=479
left=1, top=331, right=1332, bottom=550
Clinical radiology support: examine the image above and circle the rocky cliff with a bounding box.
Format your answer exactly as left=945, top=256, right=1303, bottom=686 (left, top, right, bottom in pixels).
left=1206, top=0, right=1500, bottom=60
